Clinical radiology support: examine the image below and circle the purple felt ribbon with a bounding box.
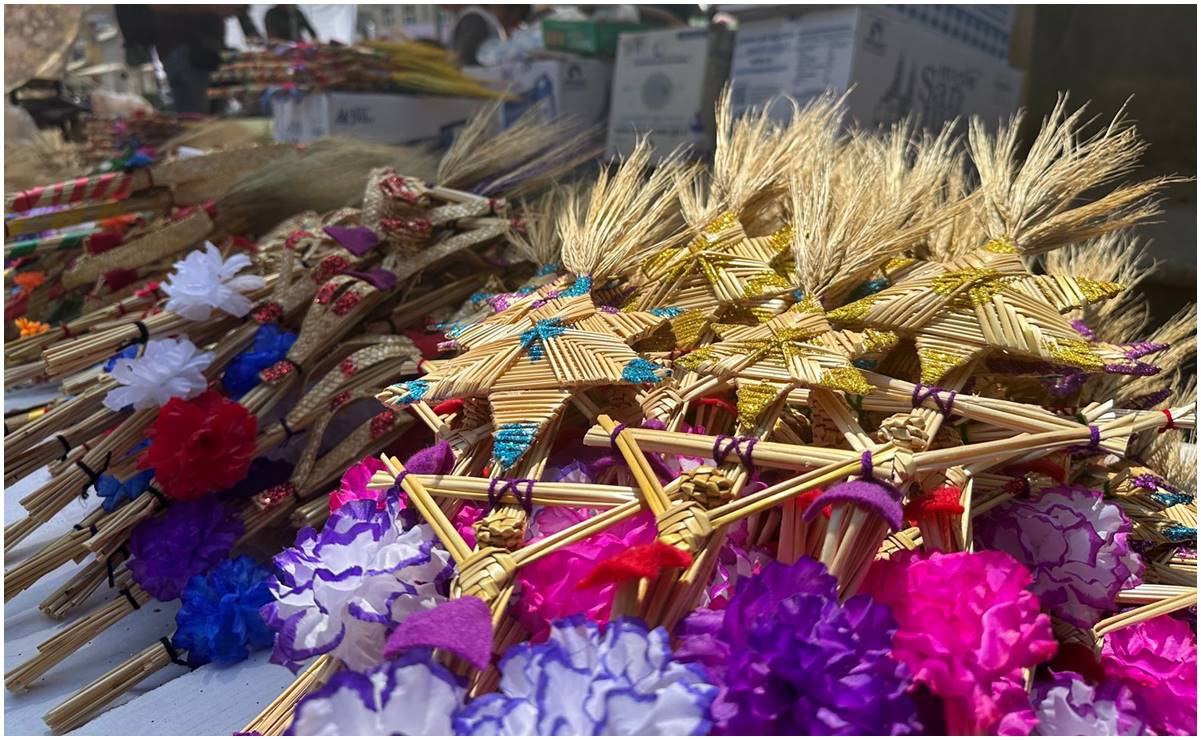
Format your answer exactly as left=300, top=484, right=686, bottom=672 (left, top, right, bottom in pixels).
left=383, top=597, right=493, bottom=671
left=323, top=225, right=380, bottom=256
left=345, top=269, right=397, bottom=292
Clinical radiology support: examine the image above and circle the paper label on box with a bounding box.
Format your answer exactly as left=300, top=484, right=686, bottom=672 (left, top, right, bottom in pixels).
left=606, top=28, right=730, bottom=158
left=730, top=11, right=857, bottom=122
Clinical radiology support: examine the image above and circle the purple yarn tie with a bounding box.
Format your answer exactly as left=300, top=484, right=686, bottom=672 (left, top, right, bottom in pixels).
left=860, top=449, right=874, bottom=480
left=487, top=478, right=536, bottom=513
left=912, top=383, right=957, bottom=417
left=713, top=435, right=758, bottom=469
left=608, top=423, right=628, bottom=450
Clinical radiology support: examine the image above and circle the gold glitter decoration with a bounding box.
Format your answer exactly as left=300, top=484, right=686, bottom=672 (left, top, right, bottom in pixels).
left=737, top=381, right=781, bottom=428
left=983, top=237, right=1018, bottom=254
left=675, top=346, right=716, bottom=370
left=635, top=325, right=679, bottom=353
left=671, top=308, right=711, bottom=350
left=742, top=271, right=792, bottom=299
left=793, top=295, right=824, bottom=314
left=918, top=348, right=966, bottom=383
left=1076, top=277, right=1123, bottom=303
left=702, top=211, right=740, bottom=235
left=884, top=256, right=917, bottom=271
left=763, top=224, right=795, bottom=254
left=1042, top=337, right=1106, bottom=372
left=826, top=295, right=880, bottom=322
left=818, top=366, right=873, bottom=395
left=862, top=329, right=900, bottom=353
left=930, top=267, right=1000, bottom=296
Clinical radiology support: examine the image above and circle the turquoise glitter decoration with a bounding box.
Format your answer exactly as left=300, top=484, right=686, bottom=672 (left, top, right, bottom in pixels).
left=493, top=423, right=541, bottom=469
left=846, top=277, right=890, bottom=302
left=396, top=379, right=429, bottom=405
left=621, top=357, right=667, bottom=384
left=536, top=262, right=561, bottom=276
left=560, top=275, right=592, bottom=298
left=1163, top=524, right=1196, bottom=542
left=853, top=358, right=877, bottom=370
left=650, top=306, right=683, bottom=318
left=520, top=318, right=567, bottom=360
left=1152, top=492, right=1194, bottom=507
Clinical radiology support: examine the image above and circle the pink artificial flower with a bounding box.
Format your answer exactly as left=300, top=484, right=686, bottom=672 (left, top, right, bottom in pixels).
left=859, top=549, right=1058, bottom=735
left=1101, top=614, right=1197, bottom=735
left=329, top=456, right=389, bottom=511
left=513, top=507, right=656, bottom=641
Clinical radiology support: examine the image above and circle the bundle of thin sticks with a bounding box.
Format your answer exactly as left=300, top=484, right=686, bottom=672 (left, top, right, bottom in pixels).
left=7, top=93, right=1196, bottom=736
left=207, top=39, right=509, bottom=103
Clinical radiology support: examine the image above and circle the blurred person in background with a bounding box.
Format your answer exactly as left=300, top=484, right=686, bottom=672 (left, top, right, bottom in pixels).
left=264, top=5, right=318, bottom=43
left=115, top=5, right=262, bottom=114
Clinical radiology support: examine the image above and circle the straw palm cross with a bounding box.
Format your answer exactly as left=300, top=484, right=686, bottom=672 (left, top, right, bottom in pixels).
left=379, top=289, right=670, bottom=470
left=676, top=298, right=898, bottom=427
left=827, top=245, right=1135, bottom=384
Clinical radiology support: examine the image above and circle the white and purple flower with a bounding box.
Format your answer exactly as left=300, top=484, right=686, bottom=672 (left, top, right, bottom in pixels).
left=454, top=616, right=717, bottom=735
left=1033, top=671, right=1148, bottom=736
left=262, top=497, right=451, bottom=672
left=287, top=651, right=465, bottom=735
left=975, top=485, right=1142, bottom=628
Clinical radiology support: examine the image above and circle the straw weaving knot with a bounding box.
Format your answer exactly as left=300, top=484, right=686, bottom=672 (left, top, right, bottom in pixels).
left=474, top=507, right=528, bottom=551
left=679, top=465, right=735, bottom=509
left=875, top=414, right=928, bottom=450
left=655, top=502, right=713, bottom=554
left=454, top=547, right=518, bottom=605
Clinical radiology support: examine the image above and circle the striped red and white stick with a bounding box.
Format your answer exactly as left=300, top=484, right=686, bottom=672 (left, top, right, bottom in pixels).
left=6, top=171, right=148, bottom=214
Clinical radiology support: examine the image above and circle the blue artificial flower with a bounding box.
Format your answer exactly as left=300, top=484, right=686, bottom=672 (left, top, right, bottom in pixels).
left=222, top=323, right=297, bottom=399
left=172, top=555, right=275, bottom=666
left=454, top=616, right=716, bottom=735
left=103, top=345, right=141, bottom=372
left=94, top=468, right=156, bottom=513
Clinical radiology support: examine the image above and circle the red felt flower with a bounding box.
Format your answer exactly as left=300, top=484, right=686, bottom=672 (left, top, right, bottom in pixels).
left=139, top=390, right=257, bottom=501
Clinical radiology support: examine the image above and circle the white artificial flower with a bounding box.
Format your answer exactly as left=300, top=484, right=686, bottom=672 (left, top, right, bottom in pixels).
left=103, top=337, right=214, bottom=411
left=162, top=242, right=266, bottom=321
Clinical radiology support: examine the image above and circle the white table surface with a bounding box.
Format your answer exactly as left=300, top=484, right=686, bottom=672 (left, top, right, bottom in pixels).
left=4, top=388, right=300, bottom=735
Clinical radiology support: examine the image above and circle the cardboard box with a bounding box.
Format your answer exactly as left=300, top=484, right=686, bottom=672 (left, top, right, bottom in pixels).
left=606, top=26, right=734, bottom=160
left=883, top=4, right=1015, bottom=61
left=271, top=91, right=489, bottom=146
left=729, top=6, right=1022, bottom=133
left=542, top=19, right=656, bottom=57
left=470, top=58, right=613, bottom=129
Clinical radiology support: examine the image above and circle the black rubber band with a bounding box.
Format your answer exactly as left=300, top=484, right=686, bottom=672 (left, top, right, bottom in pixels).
left=105, top=553, right=118, bottom=588
left=55, top=434, right=71, bottom=461
left=132, top=320, right=149, bottom=346
left=75, top=451, right=112, bottom=499
left=120, top=588, right=141, bottom=610
left=280, top=418, right=296, bottom=441
left=73, top=522, right=99, bottom=535
left=159, top=637, right=191, bottom=667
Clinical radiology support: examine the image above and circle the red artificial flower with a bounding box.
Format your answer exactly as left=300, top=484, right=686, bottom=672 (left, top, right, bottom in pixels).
left=139, top=390, right=257, bottom=501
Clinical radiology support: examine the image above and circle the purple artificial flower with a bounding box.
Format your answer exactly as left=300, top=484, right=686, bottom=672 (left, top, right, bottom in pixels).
left=975, top=485, right=1143, bottom=628
left=262, top=497, right=451, bottom=672
left=1032, top=671, right=1148, bottom=736
left=127, top=498, right=243, bottom=601
left=287, top=651, right=465, bottom=735
left=676, top=557, right=920, bottom=735
left=454, top=616, right=716, bottom=735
